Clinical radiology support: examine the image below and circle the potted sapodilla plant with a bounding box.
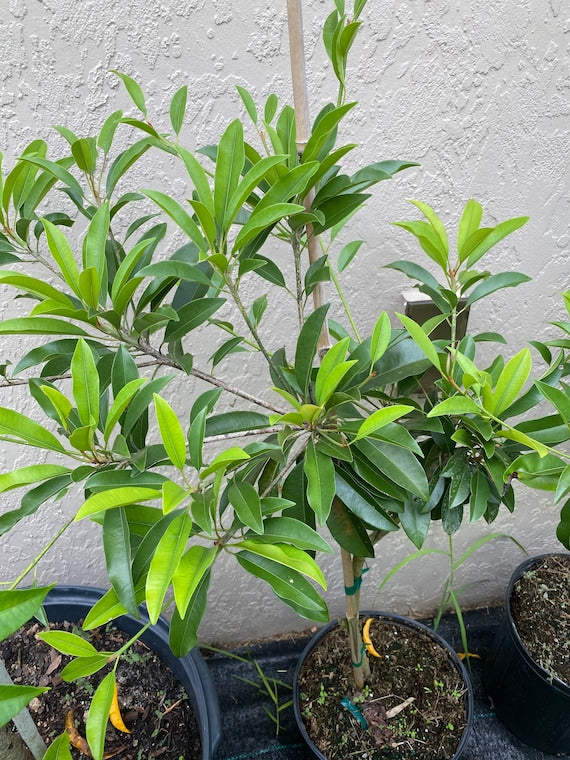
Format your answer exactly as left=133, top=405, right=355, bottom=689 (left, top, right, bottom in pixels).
left=0, top=2, right=567, bottom=759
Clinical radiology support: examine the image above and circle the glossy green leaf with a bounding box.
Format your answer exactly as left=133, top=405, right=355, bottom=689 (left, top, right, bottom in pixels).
left=169, top=570, right=211, bottom=656
left=162, top=480, right=188, bottom=514
left=427, top=396, right=481, bottom=417
left=0, top=464, right=69, bottom=496
left=237, top=85, right=258, bottom=123
left=466, top=272, right=531, bottom=306
left=43, top=732, right=73, bottom=759
left=146, top=512, right=192, bottom=623
left=334, top=471, right=399, bottom=532
left=535, top=380, right=570, bottom=423
left=251, top=516, right=331, bottom=553
left=396, top=313, right=442, bottom=370
left=492, top=349, right=532, bottom=415
left=163, top=298, right=225, bottom=342
left=465, top=216, right=529, bottom=268
left=500, top=427, right=548, bottom=457
left=86, top=671, right=115, bottom=760
left=457, top=199, right=483, bottom=262
left=0, top=317, right=87, bottom=336
left=557, top=499, right=570, bottom=549
left=354, top=405, right=414, bottom=441
left=0, top=271, right=75, bottom=306
left=400, top=498, right=430, bottom=549
left=326, top=496, right=374, bottom=557
left=103, top=507, right=136, bottom=616
left=60, top=655, right=109, bottom=682
left=233, top=202, right=305, bottom=251
left=470, top=470, right=491, bottom=522
left=355, top=438, right=428, bottom=500
left=142, top=189, right=206, bottom=252
left=71, top=338, right=100, bottom=427
left=229, top=481, right=263, bottom=534
left=98, top=110, right=123, bottom=154
left=0, top=407, right=64, bottom=452
left=214, top=119, right=245, bottom=231
left=103, top=378, right=147, bottom=443
left=226, top=155, right=286, bottom=229
left=37, top=630, right=98, bottom=657
left=41, top=218, right=81, bottom=296
left=0, top=586, right=53, bottom=641
left=154, top=394, right=187, bottom=471
left=106, top=138, right=151, bottom=196
left=0, top=685, right=49, bottom=728
left=303, top=102, right=356, bottom=162
left=137, top=259, right=212, bottom=286
left=75, top=487, right=162, bottom=520
left=304, top=440, right=335, bottom=525
left=71, top=137, right=98, bottom=174
left=236, top=551, right=328, bottom=621
left=121, top=374, right=173, bottom=437
left=235, top=539, right=326, bottom=588
left=172, top=545, right=217, bottom=618
left=294, top=304, right=329, bottom=397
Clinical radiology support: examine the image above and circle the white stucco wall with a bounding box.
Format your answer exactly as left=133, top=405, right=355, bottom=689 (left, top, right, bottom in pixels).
left=0, top=1, right=568, bottom=643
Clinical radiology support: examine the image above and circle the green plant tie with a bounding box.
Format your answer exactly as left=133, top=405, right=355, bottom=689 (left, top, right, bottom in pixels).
left=344, top=566, right=369, bottom=596
left=351, top=642, right=367, bottom=668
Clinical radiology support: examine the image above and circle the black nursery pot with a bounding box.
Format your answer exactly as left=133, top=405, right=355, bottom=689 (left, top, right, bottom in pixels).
left=483, top=554, right=570, bottom=755
left=293, top=611, right=474, bottom=760
left=42, top=585, right=221, bottom=760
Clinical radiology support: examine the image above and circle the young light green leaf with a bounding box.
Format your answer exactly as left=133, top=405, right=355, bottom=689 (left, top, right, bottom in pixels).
left=466, top=272, right=531, bottom=306
left=370, top=312, right=391, bottom=364
left=103, top=378, right=147, bottom=443
left=41, top=218, right=81, bottom=297
left=457, top=199, right=483, bottom=262
left=237, top=85, right=258, bottom=123
left=42, top=732, right=73, bottom=760
left=60, top=655, right=109, bottom=682
left=170, top=85, right=188, bottom=136
left=396, top=313, right=442, bottom=370
left=153, top=394, right=187, bottom=471
left=142, top=189, right=207, bottom=252
left=355, top=405, right=414, bottom=441
left=0, top=464, right=69, bottom=496
left=75, top=487, right=162, bottom=520
left=113, top=71, right=147, bottom=116
left=427, top=396, right=482, bottom=417
left=0, top=317, right=88, bottom=337
left=251, top=516, right=331, bottom=553
left=214, top=119, right=245, bottom=232
left=86, top=671, right=115, bottom=760
left=465, top=216, right=529, bottom=268
left=295, top=304, right=330, bottom=397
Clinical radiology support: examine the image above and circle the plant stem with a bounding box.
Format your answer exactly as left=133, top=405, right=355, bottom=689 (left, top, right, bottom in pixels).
left=10, top=516, right=76, bottom=590
left=341, top=547, right=368, bottom=690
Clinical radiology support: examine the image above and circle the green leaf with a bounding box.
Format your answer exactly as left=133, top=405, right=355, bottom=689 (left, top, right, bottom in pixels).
left=103, top=507, right=136, bottom=616
left=0, top=317, right=87, bottom=337
left=106, top=138, right=151, bottom=196
left=104, top=378, right=147, bottom=443
left=60, top=655, right=109, bottom=682
left=42, top=732, right=73, bottom=760
left=0, top=271, right=75, bottom=306
left=427, top=396, right=481, bottom=417
left=163, top=298, right=225, bottom=342
left=37, top=630, right=98, bottom=657
left=188, top=407, right=207, bottom=471
left=457, top=199, right=483, bottom=262
left=466, top=272, right=531, bottom=306
left=237, top=85, right=258, bottom=123
left=326, top=496, right=374, bottom=557
left=71, top=338, right=100, bottom=427
left=75, top=487, right=162, bottom=520
left=229, top=481, right=263, bottom=534
left=400, top=498, right=431, bottom=549
left=0, top=407, right=65, bottom=452
left=465, top=215, right=529, bottom=267
left=295, top=304, right=329, bottom=397
left=98, top=110, right=123, bottom=154
left=408, top=199, right=449, bottom=264
left=0, top=685, right=49, bottom=728
left=0, top=464, right=69, bottom=495
left=233, top=202, right=305, bottom=251
left=557, top=499, right=570, bottom=550
left=154, top=394, right=187, bottom=471
left=334, top=471, right=399, bottom=532
left=41, top=218, right=81, bottom=296
left=170, top=85, right=188, bottom=135
left=71, top=137, right=98, bottom=174
left=214, top=119, right=245, bottom=231
left=236, top=551, right=328, bottom=621
left=355, top=438, right=428, bottom=500
left=142, top=189, right=206, bottom=252
left=172, top=545, right=217, bottom=618
left=204, top=411, right=270, bottom=436
left=492, top=348, right=532, bottom=415
left=235, top=540, right=326, bottom=589
left=86, top=671, right=115, bottom=760
left=303, top=102, right=356, bottom=162
left=83, top=201, right=109, bottom=295
left=304, top=441, right=335, bottom=525
left=146, top=512, right=192, bottom=623
left=137, top=259, right=212, bottom=286
left=354, top=405, right=414, bottom=441
left=470, top=470, right=491, bottom=522
left=251, top=516, right=331, bottom=553
left=535, top=380, right=570, bottom=423
left=113, top=71, right=147, bottom=115
left=396, top=313, right=442, bottom=370
left=0, top=586, right=53, bottom=641
left=169, top=570, right=211, bottom=656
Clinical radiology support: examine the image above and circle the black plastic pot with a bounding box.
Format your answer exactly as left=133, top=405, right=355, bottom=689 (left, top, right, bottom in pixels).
left=42, top=585, right=221, bottom=760
left=483, top=554, right=570, bottom=755
left=293, top=611, right=474, bottom=760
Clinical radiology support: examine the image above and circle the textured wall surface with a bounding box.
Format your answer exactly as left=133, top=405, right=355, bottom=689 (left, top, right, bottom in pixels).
left=0, top=0, right=568, bottom=642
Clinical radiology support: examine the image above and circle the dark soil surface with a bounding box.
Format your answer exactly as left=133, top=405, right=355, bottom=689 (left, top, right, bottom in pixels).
left=2, top=618, right=201, bottom=759
left=296, top=617, right=469, bottom=760
left=510, top=553, right=570, bottom=686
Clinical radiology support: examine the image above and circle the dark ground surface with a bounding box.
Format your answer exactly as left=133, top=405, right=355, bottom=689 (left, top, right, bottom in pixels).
left=204, top=607, right=569, bottom=760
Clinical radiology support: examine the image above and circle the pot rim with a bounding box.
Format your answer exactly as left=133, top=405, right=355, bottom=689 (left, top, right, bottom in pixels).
left=293, top=610, right=474, bottom=760
left=504, top=552, right=570, bottom=694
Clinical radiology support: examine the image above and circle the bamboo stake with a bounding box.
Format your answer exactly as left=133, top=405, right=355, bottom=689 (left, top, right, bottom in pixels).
left=287, top=0, right=331, bottom=356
